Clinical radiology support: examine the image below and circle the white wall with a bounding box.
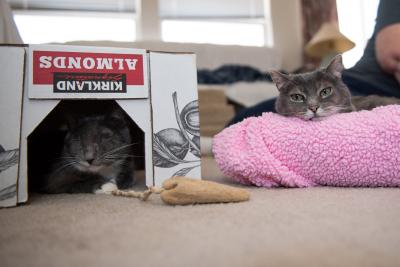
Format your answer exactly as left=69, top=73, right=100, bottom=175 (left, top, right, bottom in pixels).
left=337, top=0, right=379, bottom=67
left=136, top=0, right=161, bottom=41
left=270, top=0, right=303, bottom=71
left=135, top=0, right=304, bottom=71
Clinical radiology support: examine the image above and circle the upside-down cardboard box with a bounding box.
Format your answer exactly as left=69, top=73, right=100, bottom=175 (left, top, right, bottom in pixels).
left=0, top=44, right=202, bottom=207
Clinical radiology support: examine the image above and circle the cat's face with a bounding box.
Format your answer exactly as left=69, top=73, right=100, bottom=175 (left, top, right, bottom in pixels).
left=63, top=111, right=132, bottom=173
left=271, top=55, right=354, bottom=120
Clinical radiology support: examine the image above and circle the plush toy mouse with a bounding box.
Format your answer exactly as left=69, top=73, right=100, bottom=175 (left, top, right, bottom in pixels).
left=112, top=176, right=250, bottom=205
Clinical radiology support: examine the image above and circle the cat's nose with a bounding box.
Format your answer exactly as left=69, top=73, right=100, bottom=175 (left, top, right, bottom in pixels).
left=84, top=150, right=95, bottom=165
left=308, top=105, right=319, bottom=113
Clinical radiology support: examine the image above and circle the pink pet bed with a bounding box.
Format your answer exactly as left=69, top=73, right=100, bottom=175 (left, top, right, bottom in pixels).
left=212, top=105, right=400, bottom=187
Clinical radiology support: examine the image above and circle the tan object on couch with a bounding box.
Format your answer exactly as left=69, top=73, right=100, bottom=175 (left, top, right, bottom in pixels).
left=198, top=89, right=234, bottom=137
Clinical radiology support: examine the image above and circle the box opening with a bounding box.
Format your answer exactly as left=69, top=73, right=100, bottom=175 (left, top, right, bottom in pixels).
left=27, top=99, right=145, bottom=194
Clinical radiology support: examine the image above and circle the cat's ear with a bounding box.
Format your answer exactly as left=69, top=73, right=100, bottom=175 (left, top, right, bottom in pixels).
left=107, top=108, right=127, bottom=127
left=62, top=114, right=78, bottom=131
left=269, top=71, right=290, bottom=91
left=108, top=108, right=125, bottom=120
left=325, top=54, right=344, bottom=78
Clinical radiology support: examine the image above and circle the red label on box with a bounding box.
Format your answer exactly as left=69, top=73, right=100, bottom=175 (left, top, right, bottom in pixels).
left=33, top=51, right=144, bottom=86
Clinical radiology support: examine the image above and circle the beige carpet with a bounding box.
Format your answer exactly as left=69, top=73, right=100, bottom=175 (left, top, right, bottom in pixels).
left=1, top=157, right=400, bottom=267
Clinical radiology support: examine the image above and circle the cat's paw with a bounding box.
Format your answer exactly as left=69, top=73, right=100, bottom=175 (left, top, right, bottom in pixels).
left=94, top=182, right=118, bottom=194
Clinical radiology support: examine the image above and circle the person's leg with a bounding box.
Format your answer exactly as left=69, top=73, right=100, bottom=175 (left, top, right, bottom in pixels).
left=341, top=72, right=395, bottom=96
left=226, top=98, right=276, bottom=126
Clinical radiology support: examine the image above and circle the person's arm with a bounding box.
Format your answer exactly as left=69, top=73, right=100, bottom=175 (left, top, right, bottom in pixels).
left=374, top=0, right=400, bottom=83
left=375, top=23, right=400, bottom=75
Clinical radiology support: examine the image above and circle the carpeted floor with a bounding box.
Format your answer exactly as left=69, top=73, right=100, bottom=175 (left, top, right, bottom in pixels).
left=1, top=157, right=400, bottom=267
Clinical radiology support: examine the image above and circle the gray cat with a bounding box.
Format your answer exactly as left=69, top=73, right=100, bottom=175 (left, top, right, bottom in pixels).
left=41, top=107, right=136, bottom=194
left=270, top=55, right=400, bottom=120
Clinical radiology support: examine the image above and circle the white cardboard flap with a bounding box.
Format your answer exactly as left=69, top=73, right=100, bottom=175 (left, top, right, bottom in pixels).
left=0, top=46, right=25, bottom=207
left=150, top=52, right=201, bottom=186
left=28, top=45, right=148, bottom=99
left=116, top=99, right=154, bottom=187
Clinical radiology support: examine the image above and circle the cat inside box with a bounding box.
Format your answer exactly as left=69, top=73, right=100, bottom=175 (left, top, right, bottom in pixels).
left=28, top=100, right=145, bottom=194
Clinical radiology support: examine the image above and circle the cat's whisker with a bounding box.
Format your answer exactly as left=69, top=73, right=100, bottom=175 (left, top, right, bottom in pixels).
left=118, top=162, right=133, bottom=166
left=104, top=156, right=143, bottom=159
left=318, top=105, right=353, bottom=118
left=53, top=160, right=79, bottom=174
left=324, top=105, right=348, bottom=110
left=276, top=111, right=300, bottom=117
left=323, top=106, right=350, bottom=114
left=54, top=156, right=79, bottom=160
left=100, top=143, right=140, bottom=158
left=104, top=153, right=143, bottom=158
left=291, top=111, right=311, bottom=120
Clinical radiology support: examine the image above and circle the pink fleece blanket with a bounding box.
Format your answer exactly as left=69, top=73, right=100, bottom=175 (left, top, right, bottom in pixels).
left=212, top=105, right=400, bottom=187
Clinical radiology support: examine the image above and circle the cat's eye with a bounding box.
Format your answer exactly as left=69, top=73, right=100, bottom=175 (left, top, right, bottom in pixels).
left=320, top=87, right=332, bottom=98
left=290, top=94, right=305, bottom=102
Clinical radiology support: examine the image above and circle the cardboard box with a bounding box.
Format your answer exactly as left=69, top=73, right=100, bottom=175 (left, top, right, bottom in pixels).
left=0, top=44, right=201, bottom=207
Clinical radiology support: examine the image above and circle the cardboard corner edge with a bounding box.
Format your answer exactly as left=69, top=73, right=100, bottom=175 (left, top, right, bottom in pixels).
left=0, top=45, right=28, bottom=207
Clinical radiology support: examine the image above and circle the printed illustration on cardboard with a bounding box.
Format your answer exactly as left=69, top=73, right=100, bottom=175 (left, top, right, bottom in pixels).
left=153, top=92, right=201, bottom=176
left=0, top=145, right=19, bottom=201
